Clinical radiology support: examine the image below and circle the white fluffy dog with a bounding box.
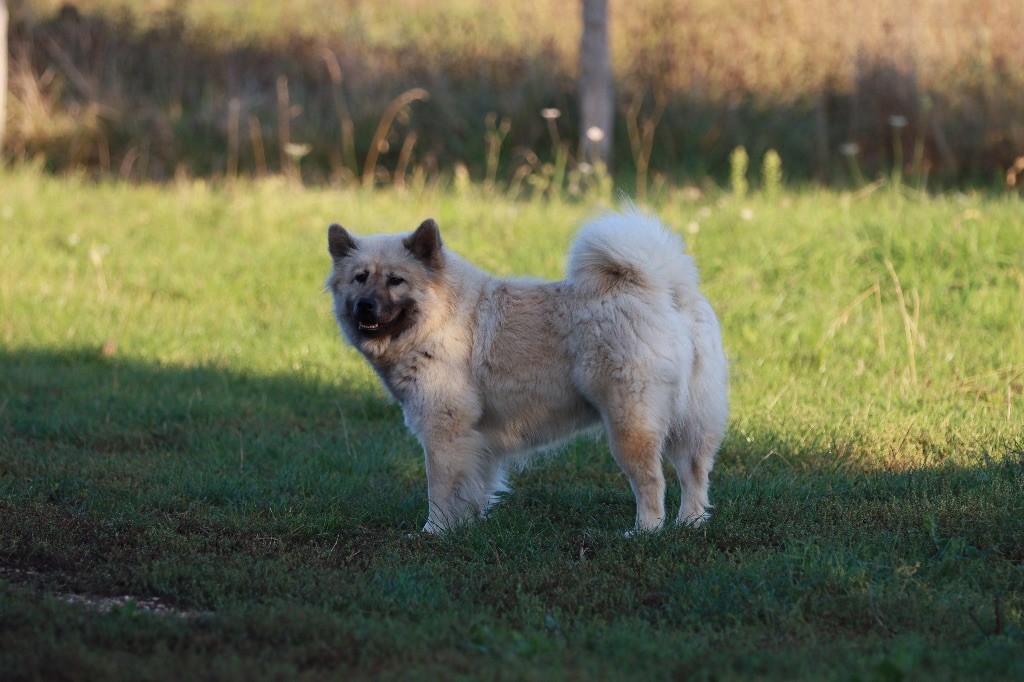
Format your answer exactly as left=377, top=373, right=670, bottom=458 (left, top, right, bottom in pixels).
left=326, top=208, right=728, bottom=533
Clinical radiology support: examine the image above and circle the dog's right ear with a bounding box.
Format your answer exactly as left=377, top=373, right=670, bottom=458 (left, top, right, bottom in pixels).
left=328, top=223, right=357, bottom=260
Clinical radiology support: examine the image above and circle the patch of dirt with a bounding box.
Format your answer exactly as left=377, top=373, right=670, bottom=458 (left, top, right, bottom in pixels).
left=0, top=565, right=211, bottom=620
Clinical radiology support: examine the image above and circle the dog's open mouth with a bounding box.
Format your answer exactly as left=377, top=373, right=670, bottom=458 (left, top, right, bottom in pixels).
left=355, top=307, right=409, bottom=337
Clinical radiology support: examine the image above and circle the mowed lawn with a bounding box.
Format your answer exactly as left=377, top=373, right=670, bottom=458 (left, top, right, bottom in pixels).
left=1, top=167, right=1022, bottom=679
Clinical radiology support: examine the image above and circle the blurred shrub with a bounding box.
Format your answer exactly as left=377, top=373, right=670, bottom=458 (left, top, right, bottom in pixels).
left=5, top=0, right=1023, bottom=186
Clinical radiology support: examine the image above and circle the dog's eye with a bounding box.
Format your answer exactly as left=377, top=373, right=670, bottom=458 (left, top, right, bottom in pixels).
left=352, top=272, right=369, bottom=284
left=386, top=275, right=405, bottom=287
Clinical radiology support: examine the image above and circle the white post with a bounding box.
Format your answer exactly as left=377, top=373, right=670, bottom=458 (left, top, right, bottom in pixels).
left=0, top=0, right=8, bottom=160
left=579, top=0, right=612, bottom=166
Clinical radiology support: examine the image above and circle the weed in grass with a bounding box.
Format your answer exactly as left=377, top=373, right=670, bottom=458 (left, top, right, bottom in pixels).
left=762, top=149, right=783, bottom=201
left=730, top=146, right=749, bottom=199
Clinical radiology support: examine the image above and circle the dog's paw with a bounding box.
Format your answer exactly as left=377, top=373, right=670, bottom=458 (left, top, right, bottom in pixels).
left=421, top=521, right=445, bottom=534
left=677, top=510, right=711, bottom=528
left=624, top=521, right=664, bottom=538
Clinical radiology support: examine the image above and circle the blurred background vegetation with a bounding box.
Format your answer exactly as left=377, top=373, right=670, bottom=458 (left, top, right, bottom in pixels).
left=5, top=0, right=1024, bottom=188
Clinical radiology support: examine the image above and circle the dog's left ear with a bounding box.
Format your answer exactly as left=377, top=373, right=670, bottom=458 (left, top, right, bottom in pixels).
left=403, top=218, right=443, bottom=268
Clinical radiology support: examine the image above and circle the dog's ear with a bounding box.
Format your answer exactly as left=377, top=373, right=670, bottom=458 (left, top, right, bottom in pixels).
left=403, top=218, right=443, bottom=268
left=328, top=223, right=357, bottom=260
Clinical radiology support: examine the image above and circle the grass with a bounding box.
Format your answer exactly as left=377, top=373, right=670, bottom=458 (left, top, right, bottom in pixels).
left=7, top=0, right=1024, bottom=184
left=1, top=165, right=1023, bottom=678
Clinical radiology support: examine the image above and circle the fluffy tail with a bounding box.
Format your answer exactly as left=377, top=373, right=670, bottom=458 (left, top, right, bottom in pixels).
left=567, top=207, right=699, bottom=294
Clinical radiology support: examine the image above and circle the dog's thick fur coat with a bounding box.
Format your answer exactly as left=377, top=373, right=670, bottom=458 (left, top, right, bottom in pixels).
left=327, top=209, right=728, bottom=533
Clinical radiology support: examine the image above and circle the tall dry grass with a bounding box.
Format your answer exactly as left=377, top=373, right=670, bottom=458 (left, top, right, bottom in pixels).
left=5, top=0, right=1023, bottom=185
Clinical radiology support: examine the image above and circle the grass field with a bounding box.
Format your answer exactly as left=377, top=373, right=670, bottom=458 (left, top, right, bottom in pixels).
left=1, top=166, right=1023, bottom=678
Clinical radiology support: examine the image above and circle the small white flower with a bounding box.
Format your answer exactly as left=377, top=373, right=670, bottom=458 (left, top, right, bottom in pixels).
left=888, top=115, right=908, bottom=129
left=740, top=208, right=754, bottom=221
left=284, top=143, right=312, bottom=158
left=577, top=162, right=593, bottom=174
left=687, top=221, right=700, bottom=234
left=585, top=126, right=604, bottom=142
left=540, top=108, right=561, bottom=120
left=839, top=142, right=860, bottom=156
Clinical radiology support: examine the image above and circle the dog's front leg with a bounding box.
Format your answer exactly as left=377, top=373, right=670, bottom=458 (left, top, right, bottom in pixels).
left=401, top=367, right=495, bottom=533
left=420, top=429, right=494, bottom=533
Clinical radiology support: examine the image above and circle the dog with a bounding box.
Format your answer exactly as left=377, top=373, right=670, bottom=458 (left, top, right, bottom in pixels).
left=326, top=208, right=728, bottom=534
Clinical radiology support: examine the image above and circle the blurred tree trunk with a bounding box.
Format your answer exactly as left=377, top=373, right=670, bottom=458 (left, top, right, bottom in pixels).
left=579, top=0, right=612, bottom=166
left=0, top=0, right=7, bottom=159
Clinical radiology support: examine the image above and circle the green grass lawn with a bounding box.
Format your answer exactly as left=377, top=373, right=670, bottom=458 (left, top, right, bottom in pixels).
left=1, top=167, right=1022, bottom=679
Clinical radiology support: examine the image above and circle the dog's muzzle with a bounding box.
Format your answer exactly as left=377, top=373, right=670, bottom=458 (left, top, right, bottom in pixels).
left=354, top=296, right=382, bottom=331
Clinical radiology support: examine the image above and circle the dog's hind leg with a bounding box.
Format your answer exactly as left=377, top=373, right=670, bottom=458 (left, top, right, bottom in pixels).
left=667, top=326, right=727, bottom=527
left=604, top=410, right=668, bottom=533
left=667, top=300, right=728, bottom=527
left=665, top=424, right=718, bottom=527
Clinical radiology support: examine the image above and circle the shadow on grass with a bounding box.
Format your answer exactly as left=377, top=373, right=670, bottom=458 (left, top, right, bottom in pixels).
left=0, top=346, right=428, bottom=580
left=0, top=346, right=392, bottom=450
left=1, top=346, right=1022, bottom=606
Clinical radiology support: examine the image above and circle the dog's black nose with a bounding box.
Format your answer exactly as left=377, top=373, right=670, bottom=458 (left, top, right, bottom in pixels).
left=355, top=296, right=379, bottom=319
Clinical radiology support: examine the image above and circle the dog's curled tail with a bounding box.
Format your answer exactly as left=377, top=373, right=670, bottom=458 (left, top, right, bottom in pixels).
left=567, top=207, right=699, bottom=294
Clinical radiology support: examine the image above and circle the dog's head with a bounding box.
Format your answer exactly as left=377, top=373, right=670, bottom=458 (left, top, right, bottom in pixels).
left=326, top=218, right=444, bottom=347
